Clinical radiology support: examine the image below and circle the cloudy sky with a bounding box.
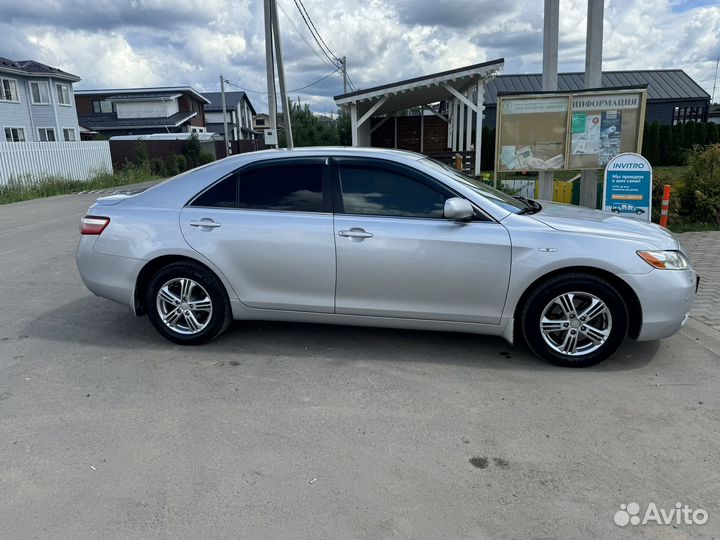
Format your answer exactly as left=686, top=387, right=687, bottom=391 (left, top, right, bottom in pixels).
left=1, top=0, right=719, bottom=113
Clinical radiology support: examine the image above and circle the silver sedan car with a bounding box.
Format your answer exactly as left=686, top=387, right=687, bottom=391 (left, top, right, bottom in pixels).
left=76, top=147, right=698, bottom=367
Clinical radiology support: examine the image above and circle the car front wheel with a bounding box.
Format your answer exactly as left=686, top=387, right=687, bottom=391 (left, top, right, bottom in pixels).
left=146, top=261, right=232, bottom=345
left=520, top=273, right=628, bottom=367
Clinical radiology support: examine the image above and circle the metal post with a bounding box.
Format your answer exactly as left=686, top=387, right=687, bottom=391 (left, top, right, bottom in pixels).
left=420, top=111, right=424, bottom=154
left=538, top=0, right=559, bottom=201
left=458, top=101, right=465, bottom=152
left=474, top=80, right=484, bottom=176
left=579, top=0, right=604, bottom=208
left=269, top=0, right=292, bottom=149
left=220, top=75, right=230, bottom=156
left=342, top=56, right=348, bottom=94
left=263, top=0, right=278, bottom=146
left=350, top=102, right=358, bottom=146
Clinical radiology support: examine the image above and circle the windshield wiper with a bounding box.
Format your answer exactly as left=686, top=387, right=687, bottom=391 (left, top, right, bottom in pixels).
left=513, top=195, right=542, bottom=215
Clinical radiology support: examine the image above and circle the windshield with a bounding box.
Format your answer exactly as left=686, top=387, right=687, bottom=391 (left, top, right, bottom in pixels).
left=420, top=158, right=528, bottom=214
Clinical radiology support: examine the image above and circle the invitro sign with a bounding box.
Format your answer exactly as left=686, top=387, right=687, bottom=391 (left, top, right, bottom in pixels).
left=602, top=153, right=652, bottom=222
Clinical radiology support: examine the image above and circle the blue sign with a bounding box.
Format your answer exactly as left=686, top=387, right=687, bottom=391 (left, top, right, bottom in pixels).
left=602, top=153, right=652, bottom=221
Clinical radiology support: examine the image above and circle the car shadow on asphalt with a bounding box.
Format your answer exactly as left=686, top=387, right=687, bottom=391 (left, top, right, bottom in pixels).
left=25, top=295, right=658, bottom=373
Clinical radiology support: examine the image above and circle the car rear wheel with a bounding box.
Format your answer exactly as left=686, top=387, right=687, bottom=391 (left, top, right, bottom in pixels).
left=520, top=273, right=628, bottom=367
left=146, top=262, right=232, bottom=345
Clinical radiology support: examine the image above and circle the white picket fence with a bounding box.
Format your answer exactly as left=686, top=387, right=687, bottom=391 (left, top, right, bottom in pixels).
left=0, top=141, right=113, bottom=185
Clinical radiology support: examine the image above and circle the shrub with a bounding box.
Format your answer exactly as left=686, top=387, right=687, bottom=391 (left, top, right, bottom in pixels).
left=150, top=157, right=166, bottom=177
left=175, top=154, right=187, bottom=172
left=198, top=151, right=215, bottom=165
left=678, top=144, right=720, bottom=225
left=184, top=133, right=202, bottom=168
left=164, top=154, right=180, bottom=176
left=132, top=141, right=149, bottom=168
left=642, top=121, right=661, bottom=165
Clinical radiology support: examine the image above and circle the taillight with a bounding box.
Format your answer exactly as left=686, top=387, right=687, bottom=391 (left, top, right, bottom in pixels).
left=80, top=215, right=110, bottom=235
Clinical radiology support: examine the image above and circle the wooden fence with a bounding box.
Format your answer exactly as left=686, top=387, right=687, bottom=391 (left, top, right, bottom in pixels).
left=0, top=141, right=113, bottom=184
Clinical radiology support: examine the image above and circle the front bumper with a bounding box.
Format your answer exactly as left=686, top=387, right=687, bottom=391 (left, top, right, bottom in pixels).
left=620, top=266, right=698, bottom=341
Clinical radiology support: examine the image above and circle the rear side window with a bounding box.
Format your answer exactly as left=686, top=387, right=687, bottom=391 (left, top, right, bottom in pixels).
left=238, top=164, right=324, bottom=212
left=338, top=165, right=449, bottom=218
left=191, top=175, right=238, bottom=208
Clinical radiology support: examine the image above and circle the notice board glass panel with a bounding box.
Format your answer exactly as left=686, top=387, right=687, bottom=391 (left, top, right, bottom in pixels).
left=496, top=96, right=569, bottom=172
left=567, top=93, right=643, bottom=169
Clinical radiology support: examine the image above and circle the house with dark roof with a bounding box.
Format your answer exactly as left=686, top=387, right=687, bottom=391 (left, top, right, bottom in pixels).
left=0, top=57, right=81, bottom=143
left=74, top=87, right=210, bottom=137
left=201, top=91, right=258, bottom=141
left=482, top=70, right=710, bottom=128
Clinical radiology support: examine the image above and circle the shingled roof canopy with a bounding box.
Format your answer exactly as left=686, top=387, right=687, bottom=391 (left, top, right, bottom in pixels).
left=484, top=70, right=709, bottom=105
left=0, top=57, right=80, bottom=82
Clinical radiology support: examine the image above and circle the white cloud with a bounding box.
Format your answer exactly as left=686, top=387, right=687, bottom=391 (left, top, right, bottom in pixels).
left=0, top=0, right=718, bottom=112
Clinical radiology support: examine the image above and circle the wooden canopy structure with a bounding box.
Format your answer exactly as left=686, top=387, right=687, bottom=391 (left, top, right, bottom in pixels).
left=334, top=58, right=504, bottom=175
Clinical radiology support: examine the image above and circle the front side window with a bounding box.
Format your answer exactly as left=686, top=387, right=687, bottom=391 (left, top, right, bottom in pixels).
left=92, top=100, right=114, bottom=114
left=63, top=128, right=76, bottom=141
left=56, top=83, right=71, bottom=105
left=4, top=127, right=25, bottom=142
left=0, top=78, right=19, bottom=101
left=38, top=128, right=56, bottom=142
left=30, top=81, right=50, bottom=104
left=338, top=165, right=449, bottom=218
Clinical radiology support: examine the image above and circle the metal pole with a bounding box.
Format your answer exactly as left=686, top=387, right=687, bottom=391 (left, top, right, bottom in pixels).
left=579, top=0, right=604, bottom=208
left=342, top=56, right=348, bottom=94
left=712, top=55, right=719, bottom=104
left=263, top=0, right=278, bottom=146
left=538, top=0, right=559, bottom=202
left=269, top=0, right=293, bottom=149
left=220, top=75, right=230, bottom=156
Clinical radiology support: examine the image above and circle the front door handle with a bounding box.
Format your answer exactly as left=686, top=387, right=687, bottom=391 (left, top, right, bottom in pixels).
left=338, top=228, right=373, bottom=239
left=189, top=219, right=221, bottom=229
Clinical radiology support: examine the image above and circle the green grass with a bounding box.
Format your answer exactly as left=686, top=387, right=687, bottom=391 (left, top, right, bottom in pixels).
left=668, top=222, right=720, bottom=233
left=0, top=166, right=160, bottom=205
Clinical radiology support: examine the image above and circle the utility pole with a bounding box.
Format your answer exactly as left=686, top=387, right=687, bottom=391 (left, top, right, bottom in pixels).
left=579, top=0, right=604, bottom=208
left=712, top=55, right=719, bottom=104
left=263, top=0, right=278, bottom=146
left=269, top=0, right=293, bottom=149
left=219, top=74, right=231, bottom=156
left=538, top=0, right=559, bottom=201
left=341, top=56, right=348, bottom=94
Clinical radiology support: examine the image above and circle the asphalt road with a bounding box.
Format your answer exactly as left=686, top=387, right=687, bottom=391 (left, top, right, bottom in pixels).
left=1, top=191, right=719, bottom=540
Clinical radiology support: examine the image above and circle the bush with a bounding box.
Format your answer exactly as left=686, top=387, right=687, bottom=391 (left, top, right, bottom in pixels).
left=164, top=154, right=180, bottom=176
left=175, top=154, right=187, bottom=172
left=132, top=141, right=149, bottom=168
left=150, top=157, right=166, bottom=177
left=678, top=144, right=720, bottom=225
left=184, top=133, right=202, bottom=168
left=198, top=151, right=215, bottom=165
left=642, top=121, right=661, bottom=165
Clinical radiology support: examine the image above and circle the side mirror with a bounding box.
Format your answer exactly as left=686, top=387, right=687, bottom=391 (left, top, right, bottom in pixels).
left=444, top=197, right=474, bottom=221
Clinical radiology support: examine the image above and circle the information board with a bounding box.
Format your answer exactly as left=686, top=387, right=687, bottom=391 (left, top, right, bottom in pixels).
left=602, top=153, right=652, bottom=221
left=495, top=88, right=647, bottom=172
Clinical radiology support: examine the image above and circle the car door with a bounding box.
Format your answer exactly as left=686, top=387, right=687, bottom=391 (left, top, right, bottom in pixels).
left=332, top=158, right=512, bottom=324
left=180, top=157, right=336, bottom=313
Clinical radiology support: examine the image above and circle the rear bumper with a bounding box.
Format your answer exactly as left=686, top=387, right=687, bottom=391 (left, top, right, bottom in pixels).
left=620, top=267, right=698, bottom=341
left=76, top=236, right=144, bottom=310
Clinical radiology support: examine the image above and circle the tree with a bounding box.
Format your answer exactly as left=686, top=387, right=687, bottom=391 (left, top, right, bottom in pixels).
left=658, top=124, right=673, bottom=166
left=184, top=132, right=202, bottom=168
left=707, top=122, right=719, bottom=146
left=278, top=100, right=340, bottom=147
left=694, top=121, right=708, bottom=146
left=642, top=121, right=661, bottom=165
left=671, top=122, right=685, bottom=164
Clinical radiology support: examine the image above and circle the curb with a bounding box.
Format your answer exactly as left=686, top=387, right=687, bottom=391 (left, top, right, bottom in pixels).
left=686, top=317, right=720, bottom=343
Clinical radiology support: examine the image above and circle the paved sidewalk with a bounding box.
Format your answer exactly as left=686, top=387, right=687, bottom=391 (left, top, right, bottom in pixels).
left=678, top=231, right=720, bottom=332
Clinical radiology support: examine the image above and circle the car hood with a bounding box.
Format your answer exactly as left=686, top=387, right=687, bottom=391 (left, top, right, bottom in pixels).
left=529, top=201, right=678, bottom=249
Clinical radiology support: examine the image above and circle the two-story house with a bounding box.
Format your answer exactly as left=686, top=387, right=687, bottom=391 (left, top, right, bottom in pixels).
left=0, top=57, right=81, bottom=143
left=202, top=91, right=259, bottom=141
left=74, top=87, right=210, bottom=137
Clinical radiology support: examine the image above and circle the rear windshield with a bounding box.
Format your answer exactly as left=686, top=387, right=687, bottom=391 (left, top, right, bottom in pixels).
left=420, top=158, right=526, bottom=214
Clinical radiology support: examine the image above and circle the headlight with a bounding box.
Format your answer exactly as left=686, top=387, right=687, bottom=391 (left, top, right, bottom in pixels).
left=637, top=250, right=689, bottom=270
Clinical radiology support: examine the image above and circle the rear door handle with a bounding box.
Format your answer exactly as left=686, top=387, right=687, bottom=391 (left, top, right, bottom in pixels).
left=189, top=219, right=221, bottom=228
left=338, top=228, right=373, bottom=239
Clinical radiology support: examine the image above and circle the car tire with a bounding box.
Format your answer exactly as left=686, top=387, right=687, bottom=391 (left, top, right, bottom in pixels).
left=520, top=273, right=628, bottom=367
left=145, top=261, right=232, bottom=345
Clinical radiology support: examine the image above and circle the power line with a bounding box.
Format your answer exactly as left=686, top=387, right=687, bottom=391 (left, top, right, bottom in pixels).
left=276, top=0, right=338, bottom=71
left=224, top=67, right=340, bottom=95
left=295, top=0, right=339, bottom=64
left=292, top=0, right=341, bottom=69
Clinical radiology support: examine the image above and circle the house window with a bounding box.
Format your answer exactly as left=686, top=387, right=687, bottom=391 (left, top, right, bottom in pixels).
left=4, top=127, right=25, bottom=142
left=0, top=78, right=19, bottom=102
left=255, top=118, right=265, bottom=126
left=38, top=128, right=56, bottom=142
left=30, top=81, right=51, bottom=104
left=62, top=128, right=76, bottom=141
left=56, top=83, right=71, bottom=106
left=92, top=100, right=114, bottom=114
